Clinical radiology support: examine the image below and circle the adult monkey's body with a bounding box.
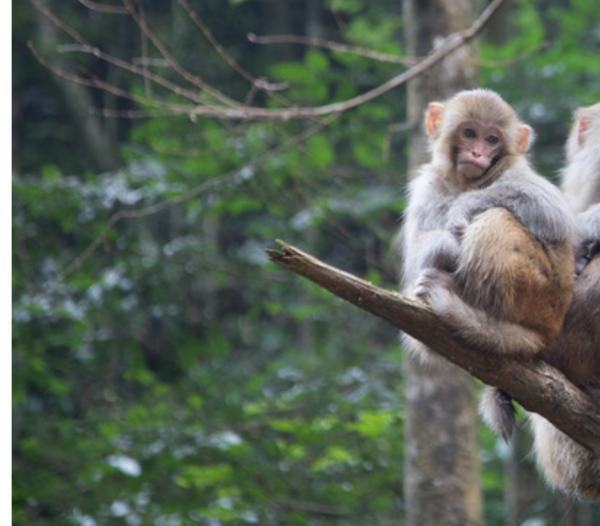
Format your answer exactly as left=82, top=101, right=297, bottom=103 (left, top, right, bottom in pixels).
left=478, top=102, right=600, bottom=498
left=529, top=103, right=600, bottom=499
left=401, top=90, right=574, bottom=370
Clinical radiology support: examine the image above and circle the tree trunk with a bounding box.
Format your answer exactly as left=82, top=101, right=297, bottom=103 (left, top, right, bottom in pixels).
left=34, top=8, right=121, bottom=173
left=401, top=1, right=482, bottom=525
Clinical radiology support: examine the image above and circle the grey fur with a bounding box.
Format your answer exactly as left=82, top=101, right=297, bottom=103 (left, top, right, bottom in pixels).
left=446, top=160, right=575, bottom=245
left=401, top=159, right=575, bottom=294
left=401, top=90, right=575, bottom=372
left=480, top=386, right=516, bottom=441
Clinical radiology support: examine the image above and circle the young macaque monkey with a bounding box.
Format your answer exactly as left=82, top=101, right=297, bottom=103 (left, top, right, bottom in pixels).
left=401, top=89, right=574, bottom=368
left=482, top=103, right=600, bottom=498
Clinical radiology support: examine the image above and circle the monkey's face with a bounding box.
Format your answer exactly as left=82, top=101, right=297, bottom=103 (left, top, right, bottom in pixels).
left=453, top=122, right=504, bottom=183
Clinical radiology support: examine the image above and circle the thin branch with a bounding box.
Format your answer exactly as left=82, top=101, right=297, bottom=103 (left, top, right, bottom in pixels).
left=248, top=32, right=414, bottom=66
left=34, top=0, right=505, bottom=121
left=131, top=57, right=169, bottom=67
left=89, top=107, right=172, bottom=119
left=78, top=0, right=127, bottom=14
left=267, top=241, right=600, bottom=455
left=31, top=0, right=204, bottom=104
left=178, top=0, right=287, bottom=92
left=29, top=42, right=194, bottom=116
left=180, top=0, right=506, bottom=120
left=122, top=0, right=241, bottom=107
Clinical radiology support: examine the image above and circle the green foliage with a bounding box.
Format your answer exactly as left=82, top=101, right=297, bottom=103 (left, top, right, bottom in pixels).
left=13, top=0, right=600, bottom=525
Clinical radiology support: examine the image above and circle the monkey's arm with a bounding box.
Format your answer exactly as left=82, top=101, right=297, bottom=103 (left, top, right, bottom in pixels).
left=415, top=268, right=544, bottom=355
left=401, top=173, right=460, bottom=283
left=448, top=166, right=575, bottom=245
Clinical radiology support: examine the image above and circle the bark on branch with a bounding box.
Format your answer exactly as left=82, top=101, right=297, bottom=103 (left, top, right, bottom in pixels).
left=267, top=240, right=600, bottom=455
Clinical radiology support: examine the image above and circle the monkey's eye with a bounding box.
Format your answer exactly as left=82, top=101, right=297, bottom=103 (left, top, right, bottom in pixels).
left=463, top=128, right=477, bottom=139
left=485, top=135, right=500, bottom=145
left=587, top=240, right=600, bottom=260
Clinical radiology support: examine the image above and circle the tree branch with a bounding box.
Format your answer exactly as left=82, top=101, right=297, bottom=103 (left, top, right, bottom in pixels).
left=247, top=32, right=413, bottom=65
left=267, top=240, right=600, bottom=455
left=34, top=0, right=506, bottom=121
left=185, top=0, right=506, bottom=121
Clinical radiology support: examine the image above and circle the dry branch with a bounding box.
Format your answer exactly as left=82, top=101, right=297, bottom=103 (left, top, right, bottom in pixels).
left=267, top=240, right=600, bottom=455
left=34, top=0, right=506, bottom=121
left=247, top=32, right=413, bottom=65
left=183, top=0, right=506, bottom=120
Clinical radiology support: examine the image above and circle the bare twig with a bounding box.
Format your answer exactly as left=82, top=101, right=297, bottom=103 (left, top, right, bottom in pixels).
left=89, top=107, right=173, bottom=119
left=267, top=241, right=600, bottom=455
left=178, top=0, right=506, bottom=120
left=248, top=32, right=414, bottom=66
left=31, top=0, right=205, bottom=104
left=178, top=0, right=287, bottom=92
left=34, top=0, right=505, bottom=121
left=29, top=42, right=194, bottom=116
left=122, top=0, right=241, bottom=107
left=78, top=0, right=127, bottom=15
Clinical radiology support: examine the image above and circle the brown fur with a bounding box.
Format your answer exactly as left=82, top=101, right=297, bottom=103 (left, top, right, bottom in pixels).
left=531, top=242, right=600, bottom=499
left=405, top=91, right=574, bottom=372
left=413, top=94, right=598, bottom=498
left=542, top=256, right=600, bottom=386
left=457, top=208, right=573, bottom=343
left=528, top=104, right=600, bottom=499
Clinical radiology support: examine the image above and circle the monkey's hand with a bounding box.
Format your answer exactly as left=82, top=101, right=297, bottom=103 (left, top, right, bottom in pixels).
left=415, top=270, right=545, bottom=356
left=414, top=268, right=459, bottom=320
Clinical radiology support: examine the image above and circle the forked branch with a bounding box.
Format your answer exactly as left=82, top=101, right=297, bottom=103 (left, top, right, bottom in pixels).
left=32, top=0, right=506, bottom=121
left=267, top=240, right=600, bottom=455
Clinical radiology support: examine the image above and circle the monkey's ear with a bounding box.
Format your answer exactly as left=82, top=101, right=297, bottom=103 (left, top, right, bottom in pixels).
left=577, top=116, right=590, bottom=145
left=425, top=102, right=445, bottom=137
left=516, top=124, right=533, bottom=154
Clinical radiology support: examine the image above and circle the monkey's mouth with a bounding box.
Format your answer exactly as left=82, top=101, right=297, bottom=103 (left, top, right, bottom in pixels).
left=458, top=160, right=491, bottom=179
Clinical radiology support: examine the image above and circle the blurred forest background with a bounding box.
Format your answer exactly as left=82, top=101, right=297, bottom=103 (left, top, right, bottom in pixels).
left=12, top=0, right=600, bottom=525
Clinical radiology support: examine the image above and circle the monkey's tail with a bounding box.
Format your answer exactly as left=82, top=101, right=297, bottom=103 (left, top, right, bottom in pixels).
left=479, top=386, right=516, bottom=441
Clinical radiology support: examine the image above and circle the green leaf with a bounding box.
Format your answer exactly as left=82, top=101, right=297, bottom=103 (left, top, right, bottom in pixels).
left=175, top=464, right=234, bottom=489
left=307, top=135, right=335, bottom=168
left=350, top=410, right=394, bottom=438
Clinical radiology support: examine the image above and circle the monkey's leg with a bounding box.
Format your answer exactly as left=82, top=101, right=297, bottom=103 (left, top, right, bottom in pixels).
left=456, top=207, right=574, bottom=348
left=415, top=268, right=545, bottom=355
left=416, top=208, right=573, bottom=356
